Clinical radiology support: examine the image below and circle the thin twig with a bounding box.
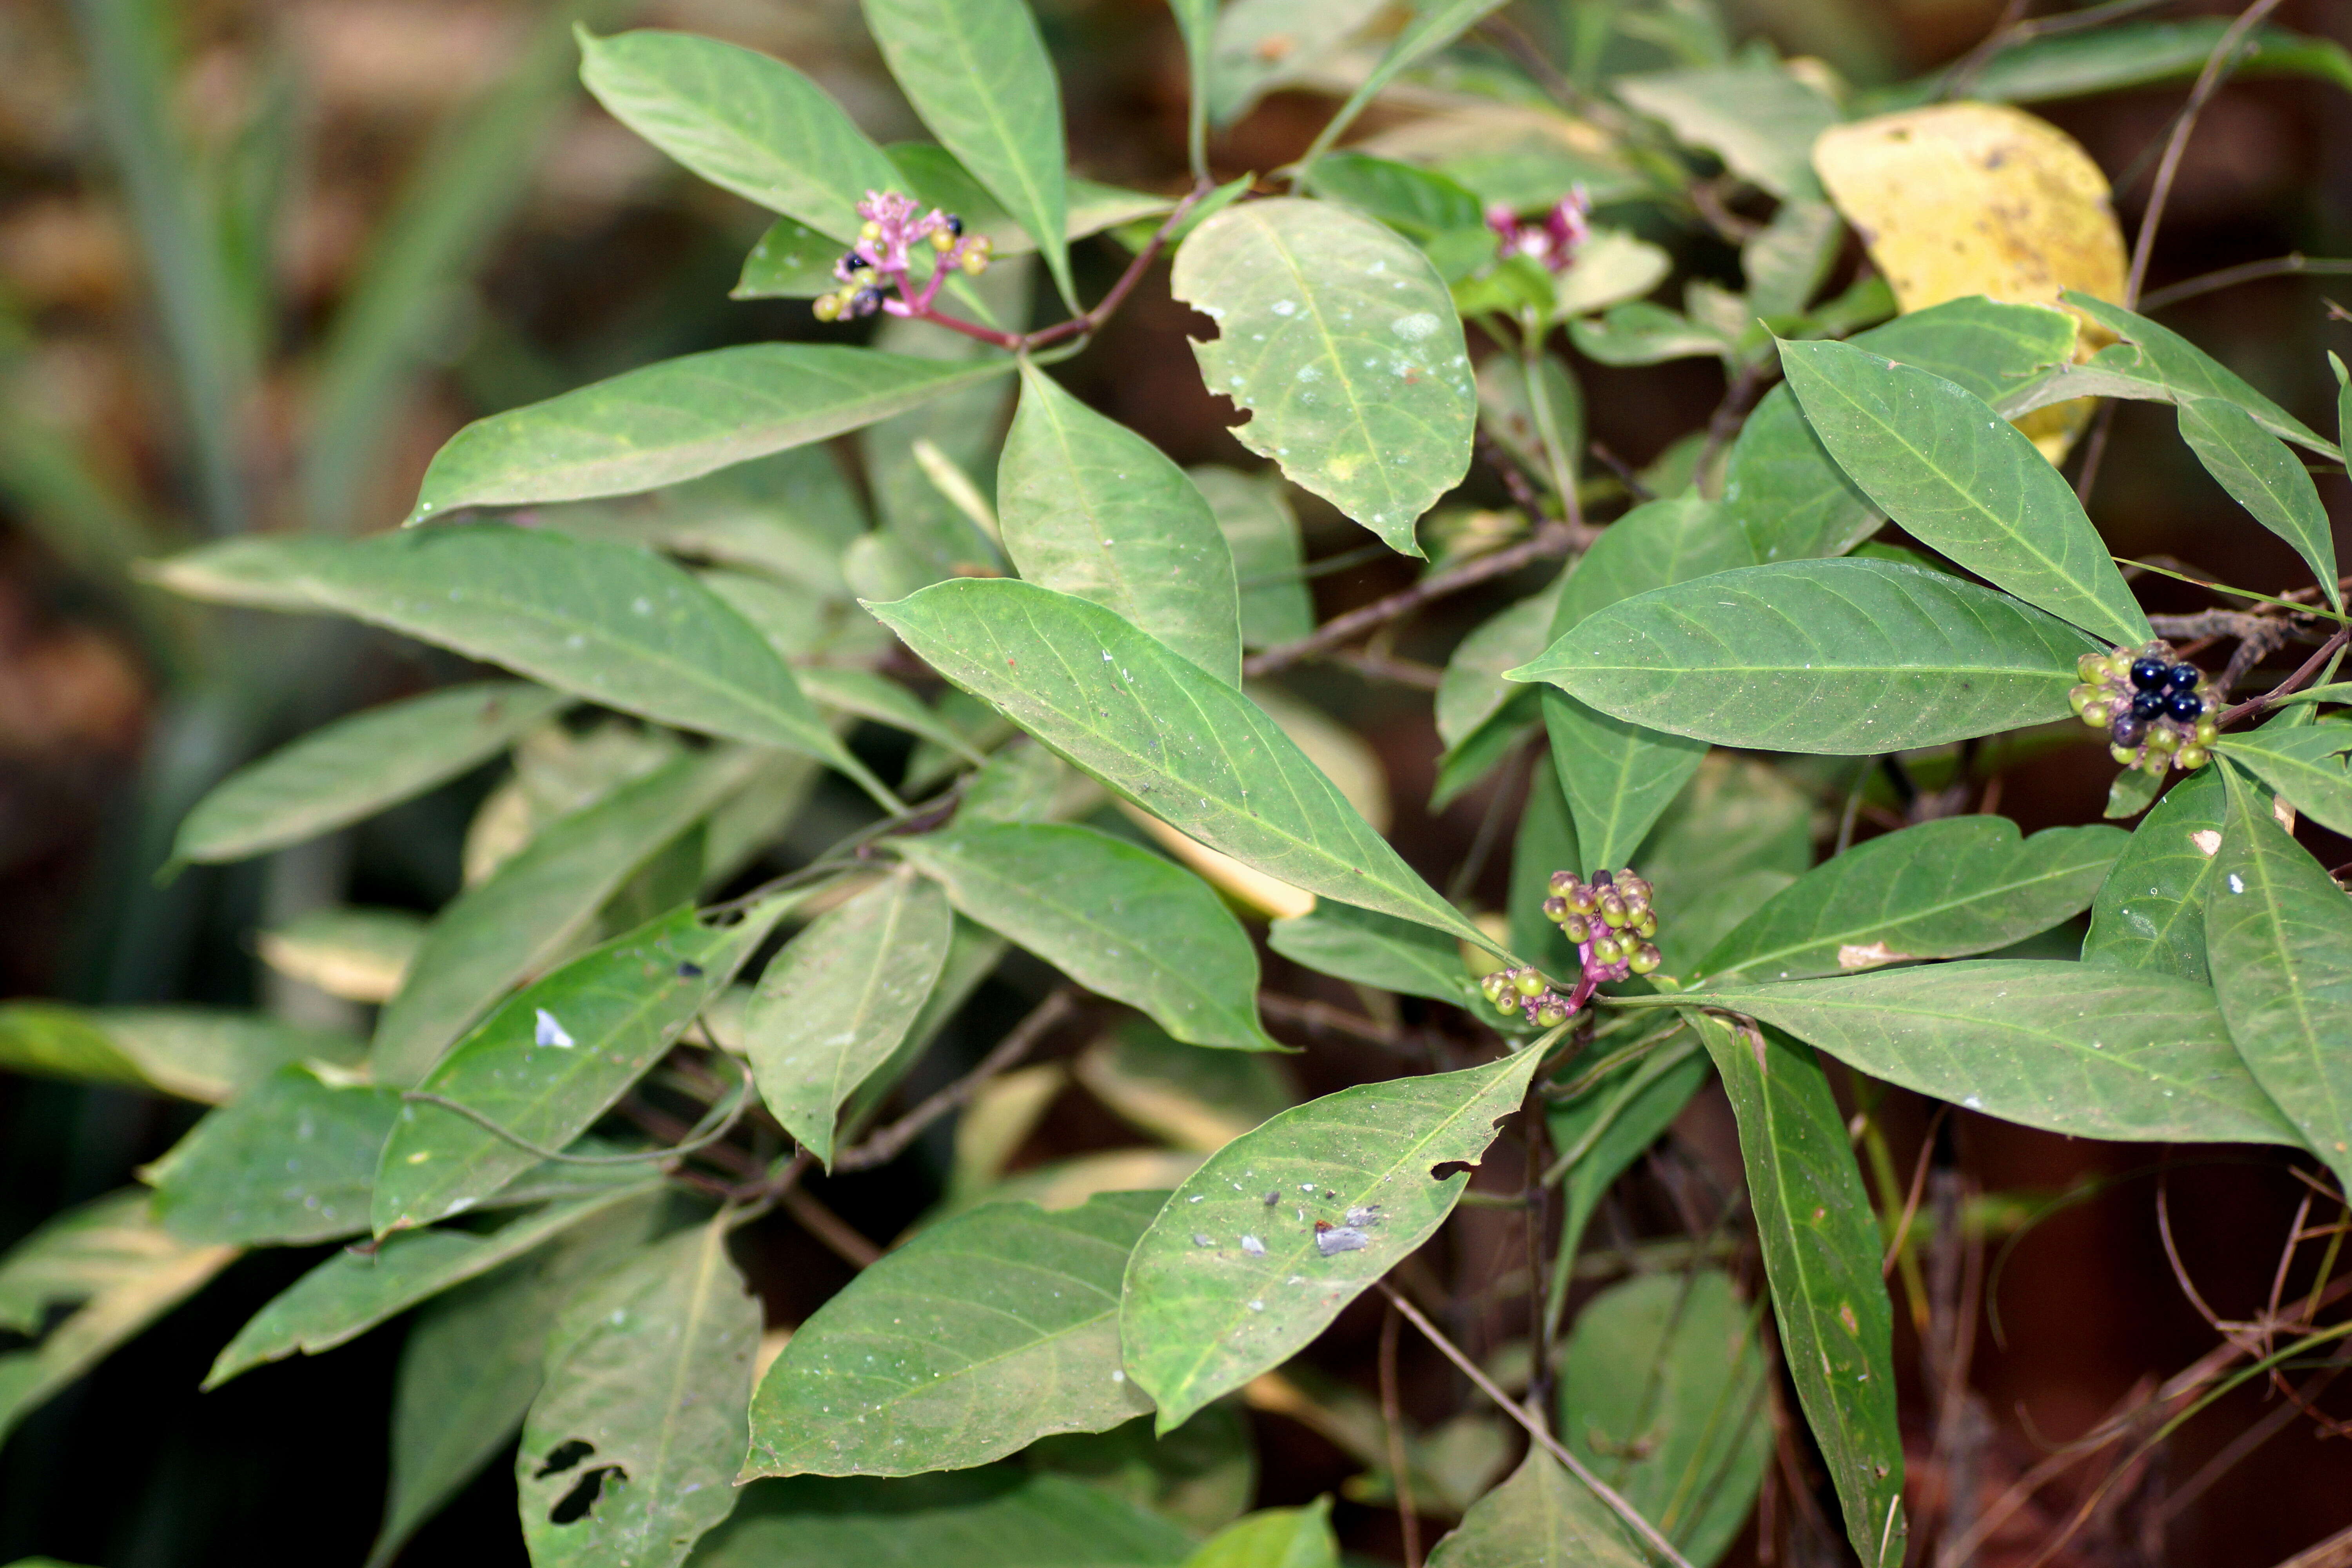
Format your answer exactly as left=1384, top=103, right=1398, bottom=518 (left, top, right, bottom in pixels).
left=2125, top=0, right=2289, bottom=305
left=779, top=1183, right=882, bottom=1268
left=1882, top=1107, right=1947, bottom=1280
left=1378, top=1280, right=1701, bottom=1568
left=1244, top=523, right=1586, bottom=677
left=1379, top=1301, right=1424, bottom=1568
left=2138, top=253, right=2352, bottom=312
left=1256, top=991, right=1416, bottom=1050
left=1692, top=359, right=1777, bottom=490
left=832, top=987, right=1078, bottom=1172
left=2221, top=626, right=2351, bottom=728
left=1327, top=648, right=1447, bottom=690
left=399, top=1055, right=755, bottom=1166
left=1941, top=0, right=2173, bottom=100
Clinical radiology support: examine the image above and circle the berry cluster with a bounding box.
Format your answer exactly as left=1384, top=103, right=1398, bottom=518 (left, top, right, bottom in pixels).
left=1543, top=868, right=1662, bottom=981
left=1480, top=963, right=1576, bottom=1028
left=813, top=190, right=994, bottom=323
left=2071, top=642, right=2218, bottom=774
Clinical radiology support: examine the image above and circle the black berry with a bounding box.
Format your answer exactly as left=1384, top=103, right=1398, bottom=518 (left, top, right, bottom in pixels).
left=2165, top=663, right=2201, bottom=692
left=850, top=287, right=882, bottom=315
left=942, top=214, right=964, bottom=238
left=839, top=250, right=867, bottom=273
left=2130, top=657, right=2170, bottom=691
left=2129, top=691, right=2166, bottom=721
left=2111, top=713, right=2147, bottom=747
left=2165, top=691, right=2203, bottom=722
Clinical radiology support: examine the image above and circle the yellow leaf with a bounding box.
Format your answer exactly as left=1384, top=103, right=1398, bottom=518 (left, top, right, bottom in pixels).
left=1813, top=102, right=2127, bottom=460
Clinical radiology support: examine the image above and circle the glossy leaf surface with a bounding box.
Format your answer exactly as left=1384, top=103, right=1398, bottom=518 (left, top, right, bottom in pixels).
left=2178, top=396, right=2341, bottom=610
left=999, top=363, right=1242, bottom=685
left=1698, top=818, right=2122, bottom=983
left=147, top=1066, right=399, bottom=1245
left=373, top=901, right=790, bottom=1233
left=2083, top=765, right=2224, bottom=982
left=869, top=581, right=1491, bottom=949
left=897, top=825, right=1275, bottom=1051
left=173, top=682, right=567, bottom=865
left=1669, top=960, right=2298, bottom=1145
left=746, top=1192, right=1158, bottom=1477
left=409, top=346, right=1010, bottom=519
left=1122, top=1047, right=1541, bottom=1429
left=1509, top=559, right=2096, bottom=754
left=1686, top=1013, right=1905, bottom=1567
left=2213, top=722, right=2352, bottom=840
left=1779, top=340, right=2148, bottom=646
left=2205, top=766, right=2352, bottom=1190
left=860, top=0, right=1073, bottom=308
left=517, top=1214, right=758, bottom=1568
left=742, top=868, right=953, bottom=1167
left=1266, top=900, right=1473, bottom=1006
left=1172, top=199, right=1474, bottom=555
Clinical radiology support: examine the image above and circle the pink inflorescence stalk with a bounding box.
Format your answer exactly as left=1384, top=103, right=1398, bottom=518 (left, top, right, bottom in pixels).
left=814, top=189, right=994, bottom=322
left=1479, top=866, right=1662, bottom=1031
left=1485, top=187, right=1591, bottom=274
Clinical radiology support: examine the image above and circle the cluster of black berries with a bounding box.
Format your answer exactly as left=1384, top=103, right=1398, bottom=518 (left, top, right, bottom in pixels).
left=1544, top=868, right=1661, bottom=980
left=2071, top=642, right=2217, bottom=775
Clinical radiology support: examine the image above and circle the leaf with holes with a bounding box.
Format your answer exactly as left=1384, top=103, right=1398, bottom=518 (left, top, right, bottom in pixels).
left=1172, top=199, right=1474, bottom=555
left=579, top=29, right=902, bottom=241
left=2205, top=764, right=2352, bottom=1192
left=2178, top=397, right=2341, bottom=610
left=1663, top=960, right=2298, bottom=1146
left=172, top=682, right=569, bottom=866
left=145, top=1065, right=399, bottom=1246
left=1557, top=1269, right=1771, bottom=1566
left=374, top=748, right=765, bottom=1086
left=861, top=0, right=1073, bottom=309
left=1778, top=340, right=2149, bottom=647
left=518, top=1213, right=759, bottom=1568
left=2083, top=765, right=2225, bottom=982
left=1121, top=1046, right=1540, bottom=1430
left=746, top=1192, right=1158, bottom=1477
left=896, top=825, right=1276, bottom=1051
left=1683, top=1012, right=1905, bottom=1567
left=1508, top=558, right=2097, bottom=754
left=1698, top=818, right=2123, bottom=983
left=1424, top=1447, right=1645, bottom=1567
left=373, top=899, right=795, bottom=1234
left=2213, top=721, right=2352, bottom=840
left=742, top=867, right=954, bottom=1168
left=998, top=363, right=1242, bottom=685
left=868, top=580, right=1493, bottom=951
left=409, top=347, right=1011, bottom=521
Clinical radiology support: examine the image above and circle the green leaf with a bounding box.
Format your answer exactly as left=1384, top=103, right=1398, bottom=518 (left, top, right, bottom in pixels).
left=958, top=740, right=1072, bottom=825
left=889, top=143, right=1172, bottom=260
left=1424, top=1447, right=1645, bottom=1568
left=732, top=216, right=844, bottom=299
left=517, top=1213, right=759, bottom=1568
left=1024, top=1405, right=1257, bottom=1535
left=2063, top=291, right=2339, bottom=459
left=1551, top=229, right=1674, bottom=320
left=1727, top=298, right=2080, bottom=564
left=1666, top=959, right=2300, bottom=1145
left=1546, top=497, right=1751, bottom=871
left=1434, top=577, right=1560, bottom=798
left=1305, top=152, right=1485, bottom=239
left=2215, top=723, right=2352, bottom=839
left=2105, top=766, right=2163, bottom=821
left=1684, top=1013, right=1905, bottom=1567
left=145, top=1065, right=398, bottom=1245
left=1171, top=199, right=1475, bottom=556
left=1699, top=818, right=2123, bottom=984
left=366, top=1196, right=665, bottom=1568
left=868, top=579, right=1493, bottom=950
left=577, top=29, right=902, bottom=242
left=746, top=1192, right=1159, bottom=1477
left=2084, top=766, right=2224, bottom=982
left=1000, top=363, right=1243, bottom=686
left=896, top=824, right=1276, bottom=1051
left=2178, top=397, right=2342, bottom=610
left=1294, top=0, right=1515, bottom=175
left=694, top=1470, right=1195, bottom=1568
left=1077, top=1024, right=1297, bottom=1154
left=858, top=299, right=1023, bottom=592
left=1509, top=753, right=1581, bottom=975
left=1557, top=1269, right=1771, bottom=1564
left=1191, top=465, right=1311, bottom=651
left=374, top=748, right=765, bottom=1086
left=1871, top=20, right=2352, bottom=107
left=1566, top=303, right=1727, bottom=367
left=372, top=900, right=794, bottom=1234
left=172, top=682, right=568, bottom=865
left=1167, top=0, right=1213, bottom=172
left=860, top=0, right=1073, bottom=310
left=0, top=1004, right=356, bottom=1104
left=1207, top=0, right=1383, bottom=127
left=1509, top=558, right=2097, bottom=754
left=1546, top=1037, right=1708, bottom=1271
left=0, top=1192, right=234, bottom=1443
left=1180, top=1498, right=1338, bottom=1568
left=1475, top=354, right=1581, bottom=499
left=799, top=666, right=988, bottom=763
left=1121, top=1047, right=1542, bottom=1429
left=1267, top=900, right=1474, bottom=1006
left=743, top=867, right=954, bottom=1167
left=2205, top=764, right=2352, bottom=1191
left=1777, top=339, right=2149, bottom=646
left=207, top=1181, right=664, bottom=1388
left=291, top=527, right=867, bottom=784
left=1615, top=62, right=1839, bottom=199
left=1742, top=199, right=1840, bottom=319
left=409, top=345, right=1012, bottom=520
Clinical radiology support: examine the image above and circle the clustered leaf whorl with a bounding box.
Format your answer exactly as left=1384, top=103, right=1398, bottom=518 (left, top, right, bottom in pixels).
left=2071, top=642, right=2217, bottom=775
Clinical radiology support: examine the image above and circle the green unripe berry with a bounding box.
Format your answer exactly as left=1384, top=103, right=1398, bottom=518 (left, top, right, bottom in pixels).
left=1629, top=944, right=1661, bottom=975
left=2082, top=701, right=2111, bottom=728
left=1512, top=968, right=1546, bottom=998
left=2078, top=652, right=2109, bottom=682
left=2069, top=683, right=2095, bottom=715
left=1588, top=933, right=1622, bottom=963
left=2105, top=652, right=2136, bottom=681
left=1493, top=991, right=1520, bottom=1015
left=1534, top=1001, right=1569, bottom=1027
left=2178, top=744, right=2210, bottom=768
left=1634, top=911, right=1658, bottom=938
left=1548, top=870, right=1577, bottom=896
left=2194, top=715, right=2218, bottom=745
left=1566, top=883, right=1599, bottom=915
left=1543, top=896, right=1568, bottom=922
left=1597, top=892, right=1628, bottom=927
left=2147, top=726, right=2179, bottom=753
left=2110, top=742, right=2140, bottom=765
left=1563, top=915, right=1591, bottom=943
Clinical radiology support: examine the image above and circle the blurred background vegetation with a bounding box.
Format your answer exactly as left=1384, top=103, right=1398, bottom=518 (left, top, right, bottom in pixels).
left=2, top=0, right=2349, bottom=1562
